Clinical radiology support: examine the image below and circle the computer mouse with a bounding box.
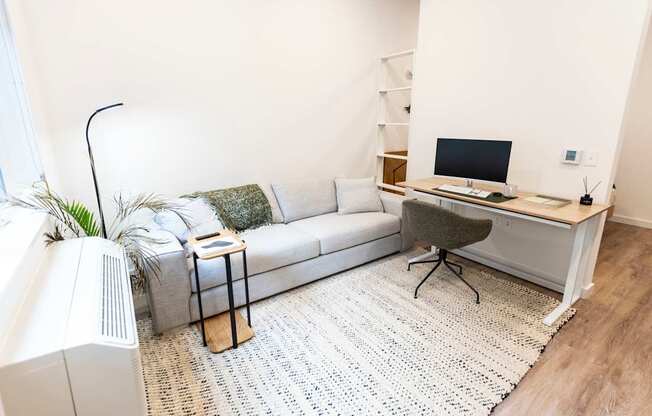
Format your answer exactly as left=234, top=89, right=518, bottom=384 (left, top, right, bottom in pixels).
left=490, top=192, right=504, bottom=198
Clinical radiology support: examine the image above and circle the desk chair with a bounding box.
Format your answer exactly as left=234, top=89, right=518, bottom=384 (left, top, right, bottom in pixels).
left=403, top=199, right=493, bottom=303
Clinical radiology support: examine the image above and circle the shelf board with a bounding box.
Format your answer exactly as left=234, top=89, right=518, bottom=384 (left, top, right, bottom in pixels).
left=378, top=122, right=409, bottom=127
left=380, top=49, right=415, bottom=61
left=377, top=153, right=408, bottom=161
left=377, top=182, right=406, bottom=193
left=378, top=86, right=412, bottom=94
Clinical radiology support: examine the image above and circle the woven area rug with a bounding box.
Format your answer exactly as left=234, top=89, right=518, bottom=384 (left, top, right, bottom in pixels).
left=138, top=252, right=574, bottom=416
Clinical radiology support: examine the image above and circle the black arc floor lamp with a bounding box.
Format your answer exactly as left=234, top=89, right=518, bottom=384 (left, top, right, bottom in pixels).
left=85, top=102, right=124, bottom=238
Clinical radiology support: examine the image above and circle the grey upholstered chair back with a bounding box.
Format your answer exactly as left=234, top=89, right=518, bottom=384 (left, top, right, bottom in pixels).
left=402, top=199, right=492, bottom=250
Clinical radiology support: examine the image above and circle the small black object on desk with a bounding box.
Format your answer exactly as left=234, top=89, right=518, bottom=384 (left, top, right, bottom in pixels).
left=580, top=194, right=594, bottom=206
left=580, top=177, right=601, bottom=206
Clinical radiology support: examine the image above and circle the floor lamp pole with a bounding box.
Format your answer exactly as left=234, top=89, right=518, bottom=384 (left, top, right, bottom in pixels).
left=85, top=102, right=124, bottom=239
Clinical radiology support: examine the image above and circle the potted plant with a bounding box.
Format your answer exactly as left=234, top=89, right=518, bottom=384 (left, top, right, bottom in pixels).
left=10, top=182, right=189, bottom=292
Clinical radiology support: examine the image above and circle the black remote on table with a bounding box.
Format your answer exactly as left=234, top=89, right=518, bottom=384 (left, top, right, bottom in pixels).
left=195, top=231, right=222, bottom=241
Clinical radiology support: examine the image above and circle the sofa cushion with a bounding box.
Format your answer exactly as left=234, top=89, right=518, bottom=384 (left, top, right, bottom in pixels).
left=188, top=224, right=320, bottom=293
left=288, top=212, right=400, bottom=254
left=335, top=177, right=383, bottom=215
left=271, top=179, right=337, bottom=223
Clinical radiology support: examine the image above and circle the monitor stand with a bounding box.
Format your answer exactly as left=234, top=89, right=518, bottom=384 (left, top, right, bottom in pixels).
left=464, top=179, right=474, bottom=188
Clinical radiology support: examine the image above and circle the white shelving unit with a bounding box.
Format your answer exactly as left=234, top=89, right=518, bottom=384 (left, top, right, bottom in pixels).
left=378, top=86, right=412, bottom=94
left=376, top=49, right=415, bottom=194
left=376, top=182, right=405, bottom=193
left=376, top=153, right=408, bottom=161
left=380, top=49, right=415, bottom=61
left=377, top=122, right=409, bottom=127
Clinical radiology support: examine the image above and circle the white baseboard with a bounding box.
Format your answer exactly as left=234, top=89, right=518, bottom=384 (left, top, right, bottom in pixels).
left=609, top=214, right=652, bottom=229
left=582, top=282, right=595, bottom=299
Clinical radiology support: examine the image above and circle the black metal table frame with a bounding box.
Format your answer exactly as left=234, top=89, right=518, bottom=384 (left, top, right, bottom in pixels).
left=193, top=247, right=251, bottom=350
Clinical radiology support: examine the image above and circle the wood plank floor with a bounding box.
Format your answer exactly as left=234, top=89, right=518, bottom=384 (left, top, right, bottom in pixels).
left=482, top=221, right=652, bottom=416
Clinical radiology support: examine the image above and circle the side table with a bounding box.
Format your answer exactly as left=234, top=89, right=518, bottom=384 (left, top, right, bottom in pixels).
left=187, top=229, right=251, bottom=350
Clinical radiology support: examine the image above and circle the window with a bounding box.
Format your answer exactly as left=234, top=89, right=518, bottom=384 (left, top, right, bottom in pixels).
left=0, top=167, right=6, bottom=200
left=0, top=0, right=43, bottom=199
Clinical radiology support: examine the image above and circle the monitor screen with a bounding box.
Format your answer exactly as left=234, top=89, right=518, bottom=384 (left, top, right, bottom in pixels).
left=434, top=138, right=512, bottom=183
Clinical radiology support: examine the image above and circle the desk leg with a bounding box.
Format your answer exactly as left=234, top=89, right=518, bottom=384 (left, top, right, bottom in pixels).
left=543, top=221, right=588, bottom=326
left=242, top=249, right=251, bottom=327
left=193, top=253, right=207, bottom=347
left=224, top=253, right=238, bottom=349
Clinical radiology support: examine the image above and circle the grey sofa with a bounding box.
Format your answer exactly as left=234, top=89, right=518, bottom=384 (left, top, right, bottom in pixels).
left=145, top=179, right=413, bottom=334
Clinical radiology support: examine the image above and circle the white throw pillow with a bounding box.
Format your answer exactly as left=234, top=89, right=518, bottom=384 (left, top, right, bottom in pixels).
left=335, top=177, right=383, bottom=215
left=154, top=197, right=222, bottom=244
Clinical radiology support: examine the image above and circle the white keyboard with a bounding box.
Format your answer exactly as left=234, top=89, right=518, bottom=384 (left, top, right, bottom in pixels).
left=437, top=184, right=491, bottom=199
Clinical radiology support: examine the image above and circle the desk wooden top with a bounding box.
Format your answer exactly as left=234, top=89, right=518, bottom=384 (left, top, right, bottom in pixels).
left=187, top=229, right=247, bottom=260
left=398, top=177, right=611, bottom=226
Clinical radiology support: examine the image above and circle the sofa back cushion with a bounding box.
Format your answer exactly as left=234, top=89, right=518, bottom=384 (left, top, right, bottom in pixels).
left=272, top=179, right=337, bottom=223
left=335, top=177, right=383, bottom=215
left=154, top=197, right=222, bottom=244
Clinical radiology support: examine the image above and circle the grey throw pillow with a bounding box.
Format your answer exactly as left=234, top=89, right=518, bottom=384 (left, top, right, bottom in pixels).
left=271, top=179, right=337, bottom=223
left=335, top=177, right=383, bottom=215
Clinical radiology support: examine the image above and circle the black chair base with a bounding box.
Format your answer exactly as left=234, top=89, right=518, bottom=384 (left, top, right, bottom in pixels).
left=411, top=250, right=480, bottom=304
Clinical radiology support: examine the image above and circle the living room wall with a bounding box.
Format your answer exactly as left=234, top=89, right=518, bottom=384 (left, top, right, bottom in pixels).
left=6, top=0, right=419, bottom=209
left=613, top=21, right=652, bottom=229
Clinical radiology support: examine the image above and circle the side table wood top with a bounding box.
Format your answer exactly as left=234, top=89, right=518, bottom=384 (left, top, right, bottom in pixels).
left=187, top=229, right=247, bottom=260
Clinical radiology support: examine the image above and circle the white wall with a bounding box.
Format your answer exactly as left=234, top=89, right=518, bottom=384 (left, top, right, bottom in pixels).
left=408, top=0, right=650, bottom=204
left=6, top=0, right=419, bottom=210
left=613, top=22, right=652, bottom=229
left=407, top=0, right=650, bottom=291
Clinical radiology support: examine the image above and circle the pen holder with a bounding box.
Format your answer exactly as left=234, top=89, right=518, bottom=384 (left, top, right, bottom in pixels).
left=579, top=194, right=593, bottom=206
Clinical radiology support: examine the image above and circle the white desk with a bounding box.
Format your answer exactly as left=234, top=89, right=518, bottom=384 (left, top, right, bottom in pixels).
left=399, top=177, right=611, bottom=326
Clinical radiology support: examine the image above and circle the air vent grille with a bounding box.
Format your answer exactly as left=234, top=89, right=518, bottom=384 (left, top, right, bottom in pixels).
left=100, top=254, right=130, bottom=341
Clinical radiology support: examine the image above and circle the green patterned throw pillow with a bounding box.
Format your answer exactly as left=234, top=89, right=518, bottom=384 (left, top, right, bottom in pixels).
left=186, top=184, right=272, bottom=231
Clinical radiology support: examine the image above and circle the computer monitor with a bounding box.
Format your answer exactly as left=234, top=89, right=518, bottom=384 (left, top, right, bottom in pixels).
left=434, top=138, right=512, bottom=184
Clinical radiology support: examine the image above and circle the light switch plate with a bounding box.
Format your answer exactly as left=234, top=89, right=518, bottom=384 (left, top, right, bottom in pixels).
left=584, top=151, right=599, bottom=167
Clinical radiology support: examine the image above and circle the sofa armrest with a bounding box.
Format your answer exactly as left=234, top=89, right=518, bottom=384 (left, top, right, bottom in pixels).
left=380, top=191, right=416, bottom=251
left=143, top=228, right=191, bottom=333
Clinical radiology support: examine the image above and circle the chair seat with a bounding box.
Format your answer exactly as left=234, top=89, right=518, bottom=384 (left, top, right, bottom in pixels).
left=288, top=212, right=400, bottom=255
left=188, top=224, right=320, bottom=293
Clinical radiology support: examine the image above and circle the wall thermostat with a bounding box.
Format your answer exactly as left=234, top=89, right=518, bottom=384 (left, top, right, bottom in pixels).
left=562, top=149, right=582, bottom=165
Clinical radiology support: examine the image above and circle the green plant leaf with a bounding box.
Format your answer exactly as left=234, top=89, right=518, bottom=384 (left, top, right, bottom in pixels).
left=62, top=200, right=101, bottom=237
